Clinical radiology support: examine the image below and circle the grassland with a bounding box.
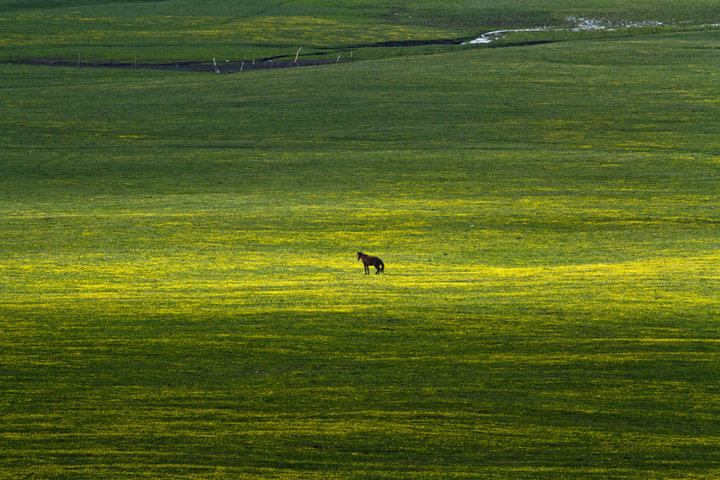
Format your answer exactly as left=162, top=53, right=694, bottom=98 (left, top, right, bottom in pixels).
left=2, top=0, right=720, bottom=63
left=2, top=2, right=720, bottom=478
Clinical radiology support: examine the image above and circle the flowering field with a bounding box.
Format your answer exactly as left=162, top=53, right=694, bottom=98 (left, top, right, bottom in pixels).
left=2, top=20, right=720, bottom=480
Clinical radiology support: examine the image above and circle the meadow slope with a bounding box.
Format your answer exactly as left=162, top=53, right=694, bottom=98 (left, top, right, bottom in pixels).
left=1, top=29, right=720, bottom=478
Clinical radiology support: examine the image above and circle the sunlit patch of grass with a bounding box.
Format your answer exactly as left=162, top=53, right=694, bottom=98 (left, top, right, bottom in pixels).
left=227, top=15, right=460, bottom=47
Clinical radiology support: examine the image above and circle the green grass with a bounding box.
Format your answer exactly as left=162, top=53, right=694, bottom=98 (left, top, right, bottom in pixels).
left=2, top=21, right=720, bottom=480
left=1, top=0, right=720, bottom=62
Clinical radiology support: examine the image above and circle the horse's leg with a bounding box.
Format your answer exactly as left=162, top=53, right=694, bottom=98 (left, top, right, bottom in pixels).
left=364, top=264, right=369, bottom=274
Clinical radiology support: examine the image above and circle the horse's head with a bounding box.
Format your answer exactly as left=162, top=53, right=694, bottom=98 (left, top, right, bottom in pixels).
left=357, top=251, right=363, bottom=260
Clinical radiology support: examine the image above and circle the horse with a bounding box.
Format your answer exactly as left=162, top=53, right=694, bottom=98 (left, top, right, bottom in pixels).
left=357, top=251, right=385, bottom=275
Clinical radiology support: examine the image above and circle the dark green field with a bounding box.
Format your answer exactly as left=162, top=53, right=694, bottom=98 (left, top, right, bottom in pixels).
left=2, top=1, right=720, bottom=478
left=2, top=0, right=720, bottom=62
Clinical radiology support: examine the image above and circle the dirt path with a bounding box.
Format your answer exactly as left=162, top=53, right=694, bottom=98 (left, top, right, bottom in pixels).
left=8, top=36, right=473, bottom=74
left=10, top=57, right=355, bottom=74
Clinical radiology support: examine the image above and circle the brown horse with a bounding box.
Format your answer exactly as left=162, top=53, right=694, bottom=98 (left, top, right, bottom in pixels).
left=357, top=251, right=385, bottom=275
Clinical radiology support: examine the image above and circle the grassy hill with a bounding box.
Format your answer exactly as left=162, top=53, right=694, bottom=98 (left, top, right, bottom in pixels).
left=2, top=2, right=720, bottom=479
